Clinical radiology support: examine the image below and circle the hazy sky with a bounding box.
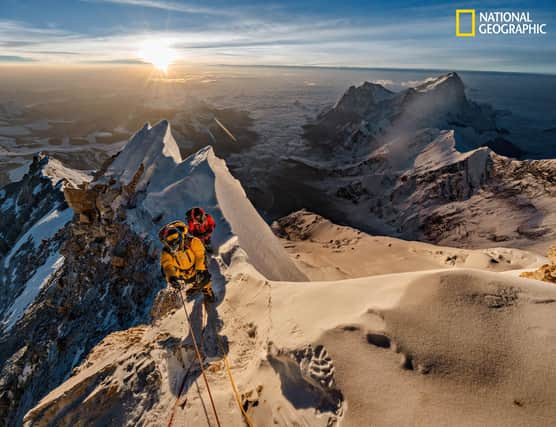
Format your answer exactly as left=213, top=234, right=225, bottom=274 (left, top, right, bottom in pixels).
left=0, top=0, right=554, bottom=73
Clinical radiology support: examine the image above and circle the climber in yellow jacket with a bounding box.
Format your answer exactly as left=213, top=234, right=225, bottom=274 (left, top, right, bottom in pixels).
left=159, top=220, right=215, bottom=303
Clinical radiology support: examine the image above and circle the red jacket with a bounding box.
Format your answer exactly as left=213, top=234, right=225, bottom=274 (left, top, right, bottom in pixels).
left=188, top=213, right=215, bottom=242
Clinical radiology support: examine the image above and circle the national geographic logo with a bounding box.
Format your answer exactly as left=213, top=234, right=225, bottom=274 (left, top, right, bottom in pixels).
left=456, top=10, right=548, bottom=37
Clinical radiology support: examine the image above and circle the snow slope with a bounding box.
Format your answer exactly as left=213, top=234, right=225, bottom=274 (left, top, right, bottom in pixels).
left=3, top=208, right=72, bottom=268
left=274, top=210, right=546, bottom=281
left=114, top=120, right=307, bottom=282
left=1, top=253, right=65, bottom=332
left=25, top=232, right=556, bottom=427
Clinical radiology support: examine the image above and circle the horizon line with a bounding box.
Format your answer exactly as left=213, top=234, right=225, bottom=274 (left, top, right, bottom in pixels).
left=0, top=61, right=554, bottom=77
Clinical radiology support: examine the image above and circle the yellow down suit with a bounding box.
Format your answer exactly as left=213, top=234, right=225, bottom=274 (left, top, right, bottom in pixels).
left=160, top=235, right=207, bottom=283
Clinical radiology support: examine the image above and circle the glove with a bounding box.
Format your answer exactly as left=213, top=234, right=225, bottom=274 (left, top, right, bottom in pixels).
left=169, top=277, right=183, bottom=289
left=202, top=283, right=216, bottom=303
left=196, top=270, right=211, bottom=286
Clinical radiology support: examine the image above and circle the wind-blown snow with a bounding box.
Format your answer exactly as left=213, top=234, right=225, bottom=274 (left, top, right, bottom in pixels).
left=415, top=74, right=452, bottom=93
left=2, top=252, right=65, bottom=332
left=4, top=208, right=73, bottom=268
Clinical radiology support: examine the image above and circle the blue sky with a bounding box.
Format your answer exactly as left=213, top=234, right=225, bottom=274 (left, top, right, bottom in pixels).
left=0, top=0, right=554, bottom=73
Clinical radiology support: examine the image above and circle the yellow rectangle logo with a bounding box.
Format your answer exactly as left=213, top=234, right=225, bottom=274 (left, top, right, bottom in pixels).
left=456, top=9, right=476, bottom=37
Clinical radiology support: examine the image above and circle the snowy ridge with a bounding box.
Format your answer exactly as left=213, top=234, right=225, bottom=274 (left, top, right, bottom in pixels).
left=104, top=120, right=181, bottom=191
left=40, top=156, right=92, bottom=188
left=105, top=120, right=308, bottom=282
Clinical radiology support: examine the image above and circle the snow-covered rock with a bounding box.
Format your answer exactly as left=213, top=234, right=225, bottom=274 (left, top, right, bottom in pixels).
left=0, top=120, right=306, bottom=426
left=333, top=81, right=395, bottom=116
left=0, top=154, right=91, bottom=319
left=106, top=120, right=307, bottom=282
left=304, top=72, right=498, bottom=158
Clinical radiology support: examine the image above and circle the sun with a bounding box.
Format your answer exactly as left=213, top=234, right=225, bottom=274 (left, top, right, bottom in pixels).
left=138, top=40, right=176, bottom=74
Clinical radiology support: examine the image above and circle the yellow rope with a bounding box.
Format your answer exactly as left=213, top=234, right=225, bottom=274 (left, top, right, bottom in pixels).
left=178, top=290, right=222, bottom=427
left=221, top=345, right=255, bottom=427
left=206, top=300, right=256, bottom=427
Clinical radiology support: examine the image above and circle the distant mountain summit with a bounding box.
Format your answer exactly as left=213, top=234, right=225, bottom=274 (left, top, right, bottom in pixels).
left=274, top=73, right=556, bottom=249
left=304, top=72, right=503, bottom=157
left=333, top=81, right=396, bottom=116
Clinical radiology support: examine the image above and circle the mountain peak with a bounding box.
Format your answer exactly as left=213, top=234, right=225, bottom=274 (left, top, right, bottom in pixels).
left=103, top=120, right=182, bottom=192
left=23, top=153, right=91, bottom=189
left=414, top=72, right=465, bottom=94
left=333, top=81, right=395, bottom=116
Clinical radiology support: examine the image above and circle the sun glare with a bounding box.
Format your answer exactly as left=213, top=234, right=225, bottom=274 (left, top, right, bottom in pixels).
left=138, top=40, right=176, bottom=74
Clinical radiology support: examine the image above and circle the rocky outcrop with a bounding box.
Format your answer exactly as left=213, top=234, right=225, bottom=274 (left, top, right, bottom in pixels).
left=150, top=289, right=182, bottom=321
left=0, top=190, right=162, bottom=426
left=63, top=186, right=98, bottom=223
left=0, top=148, right=164, bottom=425
left=0, top=155, right=67, bottom=258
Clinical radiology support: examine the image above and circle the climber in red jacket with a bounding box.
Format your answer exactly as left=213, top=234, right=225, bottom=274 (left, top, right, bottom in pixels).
left=186, top=207, right=216, bottom=251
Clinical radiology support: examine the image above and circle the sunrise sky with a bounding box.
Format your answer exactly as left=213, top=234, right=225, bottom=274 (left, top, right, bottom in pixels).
left=1, top=0, right=555, bottom=73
